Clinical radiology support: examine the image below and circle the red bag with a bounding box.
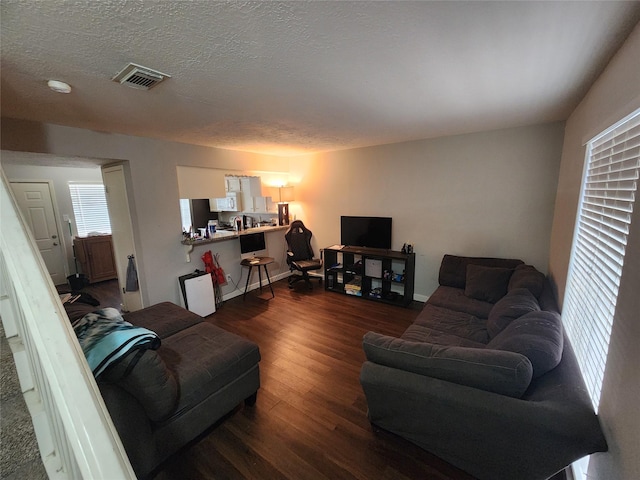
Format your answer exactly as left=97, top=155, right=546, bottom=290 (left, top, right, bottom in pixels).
left=213, top=253, right=227, bottom=285
left=201, top=251, right=215, bottom=274
left=202, top=250, right=227, bottom=285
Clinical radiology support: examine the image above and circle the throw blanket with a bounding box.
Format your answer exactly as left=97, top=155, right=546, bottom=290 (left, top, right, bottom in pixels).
left=73, top=307, right=160, bottom=377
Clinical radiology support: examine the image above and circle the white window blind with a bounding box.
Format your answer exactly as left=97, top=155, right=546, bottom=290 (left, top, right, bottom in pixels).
left=563, top=109, right=640, bottom=412
left=68, top=183, right=112, bottom=237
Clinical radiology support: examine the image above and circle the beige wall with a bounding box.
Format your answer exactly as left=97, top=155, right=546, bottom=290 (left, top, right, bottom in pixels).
left=548, top=23, right=640, bottom=479
left=2, top=120, right=291, bottom=307
left=290, top=122, right=564, bottom=298
left=2, top=119, right=563, bottom=304
left=3, top=119, right=564, bottom=304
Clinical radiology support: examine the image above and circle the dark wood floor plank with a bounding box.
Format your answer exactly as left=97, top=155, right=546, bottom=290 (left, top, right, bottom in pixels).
left=223, top=411, right=331, bottom=480
left=83, top=278, right=477, bottom=480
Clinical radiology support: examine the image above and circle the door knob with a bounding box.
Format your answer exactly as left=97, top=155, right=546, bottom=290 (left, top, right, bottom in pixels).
left=53, top=242, right=59, bottom=246
left=52, top=235, right=57, bottom=239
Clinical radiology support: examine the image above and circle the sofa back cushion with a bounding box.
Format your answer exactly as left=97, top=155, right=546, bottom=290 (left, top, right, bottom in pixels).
left=438, top=254, right=523, bottom=289
left=487, top=311, right=563, bottom=378
left=363, top=331, right=533, bottom=398
left=487, top=288, right=540, bottom=338
left=508, top=264, right=546, bottom=298
left=464, top=265, right=514, bottom=304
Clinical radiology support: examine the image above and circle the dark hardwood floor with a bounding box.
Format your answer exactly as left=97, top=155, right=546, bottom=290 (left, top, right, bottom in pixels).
left=57, top=278, right=122, bottom=310
left=152, top=279, right=475, bottom=480
left=57, top=277, right=568, bottom=479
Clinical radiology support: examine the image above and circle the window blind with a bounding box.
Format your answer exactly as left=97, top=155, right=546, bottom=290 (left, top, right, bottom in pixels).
left=68, top=183, right=112, bottom=237
left=563, top=109, right=640, bottom=412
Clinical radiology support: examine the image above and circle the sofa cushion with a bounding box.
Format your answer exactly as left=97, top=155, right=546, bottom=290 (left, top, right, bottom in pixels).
left=124, top=302, right=202, bottom=339
left=508, top=264, right=546, bottom=298
left=464, top=265, right=514, bottom=303
left=413, top=304, right=490, bottom=344
left=487, top=288, right=540, bottom=339
left=363, top=332, right=533, bottom=398
left=402, top=323, right=487, bottom=348
left=101, top=348, right=179, bottom=422
left=487, top=311, right=563, bottom=378
left=158, top=322, right=261, bottom=416
left=428, top=286, right=495, bottom=319
left=438, top=254, right=523, bottom=289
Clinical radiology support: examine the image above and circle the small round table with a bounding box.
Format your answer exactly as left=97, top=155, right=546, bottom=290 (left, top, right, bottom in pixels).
left=241, top=256, right=275, bottom=299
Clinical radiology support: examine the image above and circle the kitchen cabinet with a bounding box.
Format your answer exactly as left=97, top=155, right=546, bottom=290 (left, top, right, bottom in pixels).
left=219, top=175, right=267, bottom=213
left=225, top=175, right=262, bottom=195
left=225, top=176, right=242, bottom=192
left=239, top=177, right=262, bottom=213
left=74, top=235, right=118, bottom=284
left=240, top=176, right=262, bottom=196
left=253, top=196, right=276, bottom=213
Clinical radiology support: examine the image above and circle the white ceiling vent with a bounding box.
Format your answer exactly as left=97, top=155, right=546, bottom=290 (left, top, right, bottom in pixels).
left=112, top=63, right=170, bottom=90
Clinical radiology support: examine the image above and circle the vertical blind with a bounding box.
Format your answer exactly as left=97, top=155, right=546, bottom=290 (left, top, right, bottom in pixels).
left=68, top=183, right=112, bottom=237
left=563, top=109, right=640, bottom=411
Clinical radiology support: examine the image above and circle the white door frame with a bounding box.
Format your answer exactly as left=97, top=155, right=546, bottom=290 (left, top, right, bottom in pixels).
left=101, top=163, right=144, bottom=312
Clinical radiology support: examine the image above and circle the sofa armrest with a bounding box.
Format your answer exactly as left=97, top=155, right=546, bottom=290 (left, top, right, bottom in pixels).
left=363, top=331, right=532, bottom=398
left=100, top=348, right=178, bottom=422
left=360, top=361, right=607, bottom=480
left=99, top=383, right=161, bottom=478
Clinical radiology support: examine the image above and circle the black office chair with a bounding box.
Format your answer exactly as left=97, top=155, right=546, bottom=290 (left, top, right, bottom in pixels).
left=285, top=220, right=323, bottom=289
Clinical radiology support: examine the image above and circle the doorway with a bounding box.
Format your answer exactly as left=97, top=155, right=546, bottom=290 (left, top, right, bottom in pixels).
left=102, top=164, right=144, bottom=312
left=11, top=182, right=67, bottom=285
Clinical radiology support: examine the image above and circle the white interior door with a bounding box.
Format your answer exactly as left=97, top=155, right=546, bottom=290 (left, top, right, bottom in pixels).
left=11, top=182, right=67, bottom=285
left=101, top=164, right=143, bottom=312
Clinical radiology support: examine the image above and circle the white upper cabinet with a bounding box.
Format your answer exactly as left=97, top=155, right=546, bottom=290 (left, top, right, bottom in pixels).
left=242, top=176, right=263, bottom=196
left=218, top=175, right=273, bottom=213
left=240, top=176, right=263, bottom=212
left=225, top=176, right=242, bottom=192
left=253, top=196, right=276, bottom=213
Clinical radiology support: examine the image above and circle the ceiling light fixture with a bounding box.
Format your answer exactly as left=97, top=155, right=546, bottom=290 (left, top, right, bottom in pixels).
left=47, top=80, right=72, bottom=94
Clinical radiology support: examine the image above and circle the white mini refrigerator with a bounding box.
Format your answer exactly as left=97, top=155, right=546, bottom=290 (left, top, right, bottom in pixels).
left=179, top=272, right=216, bottom=317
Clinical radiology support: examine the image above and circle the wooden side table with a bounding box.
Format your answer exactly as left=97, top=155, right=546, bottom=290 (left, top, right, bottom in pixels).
left=241, top=256, right=275, bottom=299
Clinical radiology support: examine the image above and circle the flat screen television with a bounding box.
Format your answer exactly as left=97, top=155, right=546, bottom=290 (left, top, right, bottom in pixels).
left=341, top=216, right=392, bottom=249
left=239, top=231, right=268, bottom=259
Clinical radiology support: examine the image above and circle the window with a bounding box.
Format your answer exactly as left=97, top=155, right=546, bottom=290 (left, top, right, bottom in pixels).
left=179, top=198, right=192, bottom=233
left=68, top=183, right=112, bottom=237
left=563, top=108, right=640, bottom=412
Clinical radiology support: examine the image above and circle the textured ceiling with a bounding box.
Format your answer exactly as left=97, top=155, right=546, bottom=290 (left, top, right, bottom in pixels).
left=2, top=1, right=639, bottom=156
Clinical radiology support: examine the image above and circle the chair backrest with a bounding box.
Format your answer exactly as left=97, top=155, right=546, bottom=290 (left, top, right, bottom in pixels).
left=285, top=220, right=315, bottom=263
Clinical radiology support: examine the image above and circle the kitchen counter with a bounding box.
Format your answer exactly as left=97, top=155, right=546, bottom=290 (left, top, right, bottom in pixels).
left=181, top=225, right=289, bottom=261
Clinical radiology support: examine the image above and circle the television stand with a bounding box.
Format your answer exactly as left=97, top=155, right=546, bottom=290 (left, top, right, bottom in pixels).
left=323, top=246, right=415, bottom=307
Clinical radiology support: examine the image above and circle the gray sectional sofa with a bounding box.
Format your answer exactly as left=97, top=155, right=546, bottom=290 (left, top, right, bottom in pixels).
left=360, top=254, right=608, bottom=480
left=66, top=301, right=261, bottom=478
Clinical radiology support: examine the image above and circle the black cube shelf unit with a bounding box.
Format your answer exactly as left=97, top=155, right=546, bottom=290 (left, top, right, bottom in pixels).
left=323, top=245, right=415, bottom=307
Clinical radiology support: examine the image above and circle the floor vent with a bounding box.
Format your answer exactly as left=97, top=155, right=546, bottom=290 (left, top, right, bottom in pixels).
left=112, top=63, right=170, bottom=90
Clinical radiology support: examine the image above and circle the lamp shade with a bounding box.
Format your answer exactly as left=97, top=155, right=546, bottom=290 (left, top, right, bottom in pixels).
left=278, top=186, right=295, bottom=203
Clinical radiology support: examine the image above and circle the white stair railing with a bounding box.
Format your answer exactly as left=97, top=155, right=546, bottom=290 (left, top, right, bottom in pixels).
left=0, top=169, right=135, bottom=479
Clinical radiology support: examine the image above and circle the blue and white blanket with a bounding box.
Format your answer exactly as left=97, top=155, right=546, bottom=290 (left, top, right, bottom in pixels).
left=73, top=307, right=160, bottom=377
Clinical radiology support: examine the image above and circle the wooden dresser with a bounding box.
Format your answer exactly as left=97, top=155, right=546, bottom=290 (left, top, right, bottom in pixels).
left=73, top=235, right=118, bottom=283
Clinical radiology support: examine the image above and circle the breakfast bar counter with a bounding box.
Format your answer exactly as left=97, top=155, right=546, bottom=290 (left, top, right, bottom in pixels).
left=181, top=225, right=288, bottom=261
